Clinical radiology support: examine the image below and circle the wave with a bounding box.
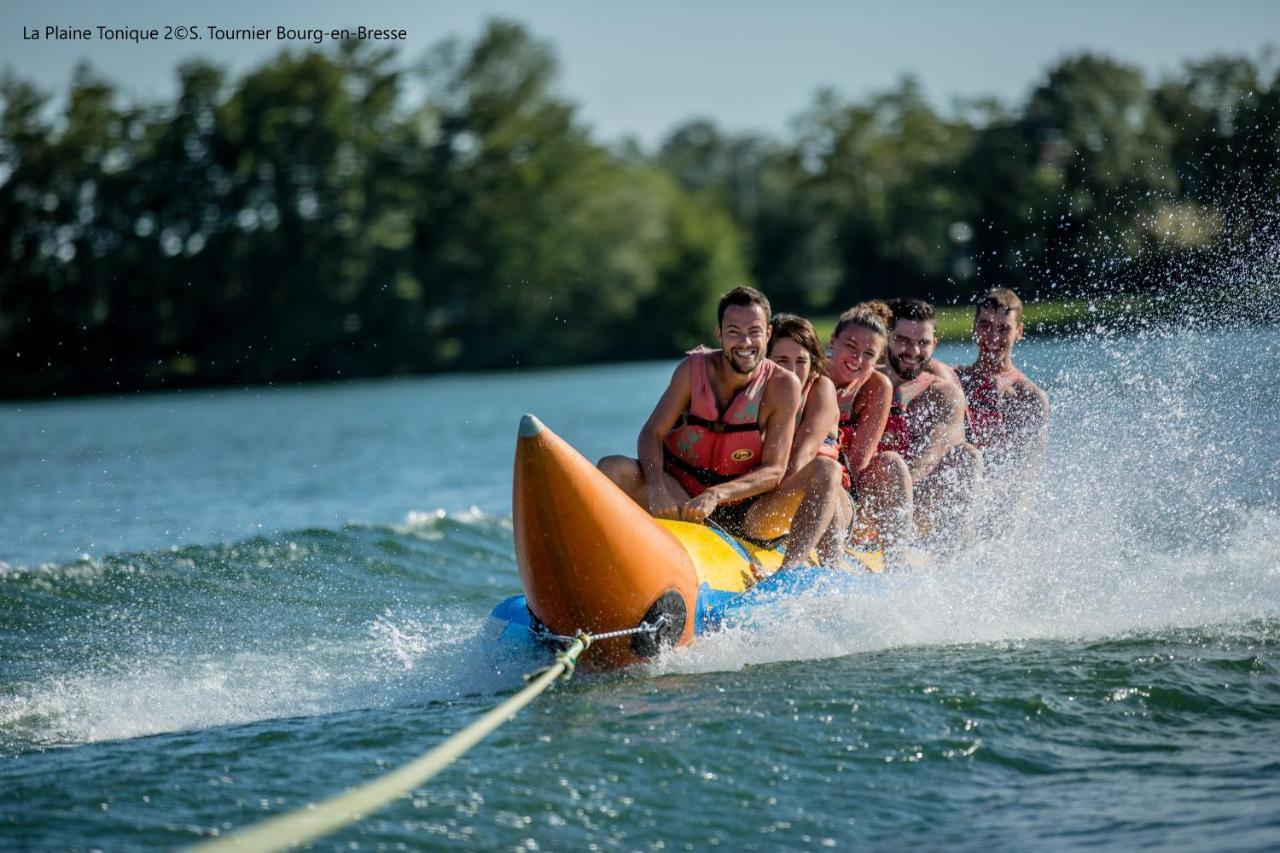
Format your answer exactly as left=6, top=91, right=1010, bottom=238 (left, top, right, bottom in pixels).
left=0, top=511, right=523, bottom=753
left=5, top=326, right=1280, bottom=750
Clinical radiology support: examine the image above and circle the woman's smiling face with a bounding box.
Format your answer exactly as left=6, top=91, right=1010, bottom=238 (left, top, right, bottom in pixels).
left=829, top=325, right=884, bottom=387
left=769, top=336, right=813, bottom=386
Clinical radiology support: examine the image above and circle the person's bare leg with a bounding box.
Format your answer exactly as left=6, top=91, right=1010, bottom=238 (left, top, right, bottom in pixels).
left=597, top=455, right=691, bottom=512
left=856, top=452, right=913, bottom=551
left=975, top=461, right=1038, bottom=542
left=816, top=490, right=853, bottom=567
left=914, top=443, right=982, bottom=551
left=742, top=456, right=843, bottom=569
left=597, top=455, right=646, bottom=504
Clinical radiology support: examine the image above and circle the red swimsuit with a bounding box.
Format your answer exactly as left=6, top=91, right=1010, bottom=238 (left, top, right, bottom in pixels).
left=960, top=366, right=1026, bottom=450
left=876, top=373, right=937, bottom=461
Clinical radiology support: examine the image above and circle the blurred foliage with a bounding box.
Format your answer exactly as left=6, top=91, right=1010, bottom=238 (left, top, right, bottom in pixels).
left=1, top=20, right=1277, bottom=397
left=811, top=296, right=1151, bottom=345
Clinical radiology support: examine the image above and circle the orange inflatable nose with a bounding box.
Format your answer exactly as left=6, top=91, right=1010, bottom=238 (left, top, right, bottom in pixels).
left=513, top=415, right=697, bottom=667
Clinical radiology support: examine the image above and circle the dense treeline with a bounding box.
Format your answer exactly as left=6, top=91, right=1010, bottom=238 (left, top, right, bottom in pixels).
left=2, top=21, right=1277, bottom=397
left=658, top=56, right=1280, bottom=311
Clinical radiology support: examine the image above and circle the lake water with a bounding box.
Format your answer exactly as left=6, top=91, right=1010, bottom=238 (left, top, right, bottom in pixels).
left=2, top=323, right=1279, bottom=849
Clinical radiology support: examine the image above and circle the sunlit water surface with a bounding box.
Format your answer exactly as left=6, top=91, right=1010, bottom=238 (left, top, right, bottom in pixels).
left=2, top=324, right=1279, bottom=850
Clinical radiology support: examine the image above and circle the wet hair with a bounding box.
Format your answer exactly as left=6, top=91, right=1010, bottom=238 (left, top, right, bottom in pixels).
left=888, top=297, right=936, bottom=331
left=717, top=286, right=772, bottom=327
left=768, top=313, right=828, bottom=378
left=832, top=302, right=889, bottom=341
left=974, top=287, right=1024, bottom=323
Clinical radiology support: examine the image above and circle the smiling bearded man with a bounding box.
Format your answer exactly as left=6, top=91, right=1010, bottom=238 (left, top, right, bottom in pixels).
left=878, top=298, right=983, bottom=550
left=598, top=286, right=845, bottom=571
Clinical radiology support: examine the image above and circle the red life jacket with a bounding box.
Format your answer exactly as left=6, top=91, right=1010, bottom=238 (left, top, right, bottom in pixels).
left=663, top=351, right=776, bottom=501
left=960, top=366, right=1025, bottom=450
left=877, top=373, right=937, bottom=460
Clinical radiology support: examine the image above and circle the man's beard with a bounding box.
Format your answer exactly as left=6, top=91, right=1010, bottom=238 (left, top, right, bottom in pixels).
left=888, top=349, right=928, bottom=380
left=728, top=350, right=759, bottom=375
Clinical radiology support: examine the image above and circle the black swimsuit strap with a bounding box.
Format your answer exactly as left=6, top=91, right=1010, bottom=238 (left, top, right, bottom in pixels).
left=683, top=414, right=758, bottom=434
left=663, top=446, right=740, bottom=486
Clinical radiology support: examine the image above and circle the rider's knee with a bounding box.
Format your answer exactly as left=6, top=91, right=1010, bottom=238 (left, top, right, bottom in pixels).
left=870, top=451, right=909, bottom=484
left=953, top=443, right=983, bottom=477
left=808, top=455, right=842, bottom=488
left=597, top=454, right=633, bottom=483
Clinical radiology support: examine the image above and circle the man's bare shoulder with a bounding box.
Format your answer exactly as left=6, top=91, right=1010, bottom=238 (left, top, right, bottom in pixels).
left=923, top=375, right=965, bottom=406
left=1011, top=374, right=1049, bottom=410
left=766, top=366, right=802, bottom=397
left=928, top=360, right=962, bottom=387
left=909, top=376, right=964, bottom=427
left=651, top=356, right=698, bottom=407
left=666, top=354, right=696, bottom=384
left=1012, top=372, right=1045, bottom=394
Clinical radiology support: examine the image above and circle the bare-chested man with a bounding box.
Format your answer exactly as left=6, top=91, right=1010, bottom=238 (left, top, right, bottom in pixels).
left=956, top=288, right=1049, bottom=527
left=598, top=286, right=845, bottom=569
left=880, top=298, right=983, bottom=548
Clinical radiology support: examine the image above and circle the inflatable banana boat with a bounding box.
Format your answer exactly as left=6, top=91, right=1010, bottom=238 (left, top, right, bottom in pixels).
left=487, top=415, right=885, bottom=669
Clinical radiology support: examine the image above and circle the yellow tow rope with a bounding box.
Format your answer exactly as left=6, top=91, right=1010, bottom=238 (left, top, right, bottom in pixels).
left=188, top=634, right=591, bottom=853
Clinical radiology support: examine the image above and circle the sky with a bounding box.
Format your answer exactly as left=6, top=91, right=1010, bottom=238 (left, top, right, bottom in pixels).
left=3, top=0, right=1278, bottom=146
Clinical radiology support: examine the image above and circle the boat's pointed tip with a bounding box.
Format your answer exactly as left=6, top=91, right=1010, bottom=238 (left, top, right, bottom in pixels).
left=518, top=413, right=546, bottom=438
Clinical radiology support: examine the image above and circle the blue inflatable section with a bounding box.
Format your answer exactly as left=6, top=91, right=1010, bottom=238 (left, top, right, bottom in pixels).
left=486, top=567, right=914, bottom=657
left=485, top=593, right=539, bottom=653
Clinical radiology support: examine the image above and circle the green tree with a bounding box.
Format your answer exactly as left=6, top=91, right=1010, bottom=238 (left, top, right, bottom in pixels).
left=778, top=79, right=976, bottom=306
left=1021, top=55, right=1176, bottom=284
left=0, top=73, right=58, bottom=394
left=408, top=20, right=747, bottom=368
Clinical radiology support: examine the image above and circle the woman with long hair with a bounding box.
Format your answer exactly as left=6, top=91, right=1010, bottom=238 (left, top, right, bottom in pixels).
left=767, top=313, right=856, bottom=564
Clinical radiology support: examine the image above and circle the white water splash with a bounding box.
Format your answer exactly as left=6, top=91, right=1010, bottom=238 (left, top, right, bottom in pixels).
left=652, top=324, right=1280, bottom=676
left=651, top=503, right=1280, bottom=677
left=0, top=609, right=509, bottom=750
